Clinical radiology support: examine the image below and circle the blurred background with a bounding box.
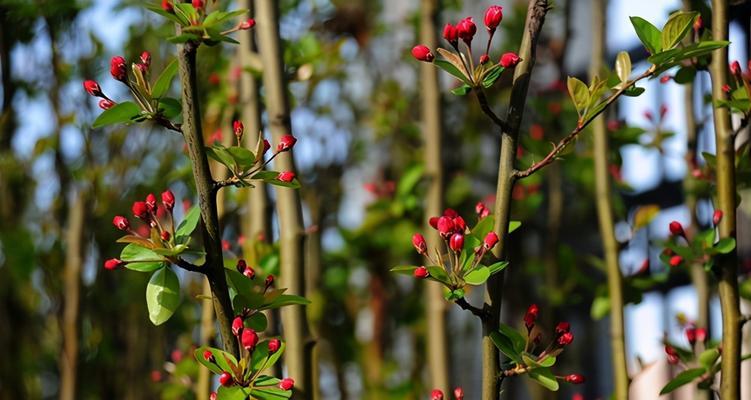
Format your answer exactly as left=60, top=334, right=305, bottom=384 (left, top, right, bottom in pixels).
left=0, top=0, right=750, bottom=399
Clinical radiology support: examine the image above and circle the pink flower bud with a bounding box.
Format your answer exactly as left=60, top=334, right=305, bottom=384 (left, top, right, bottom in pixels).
left=436, top=216, right=455, bottom=239
left=140, top=51, right=151, bottom=67
left=428, top=216, right=439, bottom=229
left=555, top=321, right=570, bottom=335
left=430, top=389, right=444, bottom=400
left=483, top=232, right=499, bottom=250
left=730, top=60, right=742, bottom=76
left=660, top=104, right=668, bottom=119
left=643, top=110, right=654, bottom=122
left=411, top=45, right=434, bottom=62
left=241, top=328, right=259, bottom=351
left=669, top=221, right=684, bottom=237
left=268, top=338, right=281, bottom=354
left=192, top=0, right=204, bottom=11
left=132, top=201, right=150, bottom=221
left=161, top=231, right=170, bottom=241
left=209, top=393, right=217, bottom=400
left=203, top=350, right=215, bottom=363
left=443, top=208, right=459, bottom=218
left=695, top=327, right=707, bottom=343
left=263, top=139, right=271, bottom=154
left=453, top=216, right=466, bottom=232
left=98, top=99, right=115, bottom=110
left=524, top=304, right=538, bottom=330
left=442, top=24, right=458, bottom=47
left=722, top=84, right=731, bottom=93
left=412, top=233, right=427, bottom=255
left=456, top=17, right=476, bottom=45
left=669, top=255, right=683, bottom=267
left=113, top=215, right=130, bottom=231
left=161, top=190, right=175, bottom=211
left=665, top=345, right=679, bottom=364
left=232, top=316, right=244, bottom=337
left=239, top=18, right=255, bottom=30
left=500, top=52, right=521, bottom=68
left=277, top=134, right=297, bottom=152
left=480, top=53, right=490, bottom=64
left=145, top=193, right=157, bottom=212
left=277, top=171, right=295, bottom=183
left=449, top=233, right=464, bottom=252
left=233, top=120, right=244, bottom=137
left=414, top=266, right=429, bottom=279
left=104, top=258, right=123, bottom=270
left=660, top=75, right=671, bottom=84
left=686, top=327, right=697, bottom=345
left=219, top=372, right=233, bottom=387
left=265, top=274, right=275, bottom=290
left=279, top=378, right=294, bottom=391
left=565, top=374, right=585, bottom=384
left=453, top=387, right=464, bottom=400
left=110, top=56, right=127, bottom=81
left=243, top=267, right=256, bottom=279
left=475, top=202, right=490, bottom=218
left=713, top=210, right=723, bottom=226
left=236, top=259, right=247, bottom=273
left=83, top=80, right=103, bottom=97
left=557, top=331, right=574, bottom=346
left=693, top=15, right=703, bottom=31
left=484, top=5, right=503, bottom=31
left=161, top=0, right=173, bottom=12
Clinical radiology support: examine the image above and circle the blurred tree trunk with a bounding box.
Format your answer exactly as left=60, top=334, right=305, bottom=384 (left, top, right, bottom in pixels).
left=256, top=1, right=315, bottom=397
left=709, top=1, right=741, bottom=398
left=589, top=1, right=629, bottom=398
left=419, top=0, right=450, bottom=394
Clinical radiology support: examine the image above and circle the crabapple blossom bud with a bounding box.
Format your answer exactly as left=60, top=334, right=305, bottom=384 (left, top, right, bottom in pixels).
left=457, top=17, right=476, bottom=45
left=500, top=52, right=521, bottom=68
left=277, top=135, right=297, bottom=152
left=414, top=266, right=429, bottom=279
left=265, top=274, right=275, bottom=290
left=241, top=328, right=259, bottom=351
left=113, top=216, right=130, bottom=231
left=524, top=304, right=538, bottom=330
left=209, top=393, right=217, bottom=400
left=644, top=110, right=654, bottom=121
left=453, top=216, right=466, bottom=232
left=140, top=51, right=151, bottom=67
left=443, top=208, right=459, bottom=218
left=145, top=193, right=157, bottom=212
left=665, top=345, right=679, bottom=364
left=686, top=327, right=697, bottom=345
left=243, top=267, right=255, bottom=280
left=565, top=374, right=585, bottom=384
left=436, top=216, right=455, bottom=239
left=475, top=202, right=490, bottom=218
left=98, top=99, right=115, bottom=110
left=268, top=338, right=281, bottom=354
left=484, top=5, right=503, bottom=31
left=161, top=231, right=170, bottom=241
left=411, top=45, right=434, bottom=62
left=263, top=139, right=271, bottom=154
left=161, top=190, right=175, bottom=211
left=236, top=259, right=247, bottom=274
left=83, top=80, right=103, bottom=97
left=660, top=104, right=668, bottom=119
left=279, top=378, right=294, bottom=391
left=161, top=0, right=173, bottom=12
left=430, top=389, right=444, bottom=400
left=232, top=316, right=244, bottom=337
left=557, top=332, right=574, bottom=346
left=669, top=255, right=683, bottom=268
left=110, top=56, right=127, bottom=81
left=453, top=387, right=464, bottom=400
left=428, top=216, right=439, bottom=229
left=412, top=233, right=427, bottom=255
left=233, top=120, right=244, bottom=137
left=479, top=54, right=490, bottom=64
left=695, top=327, right=707, bottom=343
left=277, top=171, right=295, bottom=183
left=713, top=210, right=723, bottom=226
left=239, top=18, right=255, bottom=30
left=693, top=15, right=703, bottom=31
left=555, top=321, right=570, bottom=335
left=442, top=23, right=458, bottom=47
left=483, top=232, right=499, bottom=250
left=730, top=61, right=741, bottom=76
left=660, top=75, right=671, bottom=84
left=192, top=0, right=203, bottom=11
left=669, top=221, right=685, bottom=237
left=104, top=258, right=123, bottom=270
left=203, top=350, right=215, bottom=363
left=132, top=201, right=150, bottom=221
left=449, top=233, right=464, bottom=252
left=219, top=372, right=233, bottom=387
left=722, top=84, right=731, bottom=93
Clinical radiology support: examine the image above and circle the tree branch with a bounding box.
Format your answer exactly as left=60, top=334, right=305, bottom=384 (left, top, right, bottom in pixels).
left=455, top=297, right=488, bottom=321
left=475, top=89, right=510, bottom=131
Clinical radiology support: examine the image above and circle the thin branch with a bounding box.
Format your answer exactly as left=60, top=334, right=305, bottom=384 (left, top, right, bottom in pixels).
left=155, top=116, right=182, bottom=133
left=455, top=297, right=488, bottom=321
left=514, top=66, right=655, bottom=179
left=475, top=89, right=510, bottom=131
left=173, top=257, right=203, bottom=273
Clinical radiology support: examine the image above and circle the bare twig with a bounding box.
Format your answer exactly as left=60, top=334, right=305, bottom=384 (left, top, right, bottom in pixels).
left=455, top=297, right=488, bottom=321
left=475, top=89, right=510, bottom=131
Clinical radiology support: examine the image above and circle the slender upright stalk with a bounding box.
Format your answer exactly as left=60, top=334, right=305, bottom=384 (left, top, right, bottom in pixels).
left=590, top=1, right=629, bottom=398
left=709, top=1, right=741, bottom=398
left=255, top=1, right=315, bottom=397
left=419, top=0, right=450, bottom=393
left=484, top=2, right=548, bottom=399
left=177, top=39, right=238, bottom=357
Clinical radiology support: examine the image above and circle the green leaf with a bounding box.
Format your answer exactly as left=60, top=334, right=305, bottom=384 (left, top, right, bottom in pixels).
left=630, top=16, right=662, bottom=54
left=396, top=165, right=424, bottom=198
left=144, top=4, right=189, bottom=25
left=444, top=288, right=465, bottom=301
left=508, top=220, right=521, bottom=233
left=218, top=386, right=254, bottom=400
left=591, top=295, right=610, bottom=320
left=146, top=266, right=181, bottom=325
left=194, top=346, right=238, bottom=375
left=246, top=312, right=268, bottom=331
left=623, top=86, right=646, bottom=97
left=250, top=170, right=302, bottom=189
left=152, top=59, right=178, bottom=98
left=714, top=237, right=736, bottom=254
left=175, top=206, right=201, bottom=241
left=482, top=64, right=505, bottom=88
left=205, top=144, right=236, bottom=170
left=661, top=11, right=697, bottom=51
left=173, top=3, right=198, bottom=23
left=498, top=323, right=526, bottom=353
left=251, top=387, right=292, bottom=400
left=528, top=367, right=560, bottom=391
left=698, top=348, right=720, bottom=369
left=567, top=76, right=589, bottom=116
left=203, top=9, right=247, bottom=27
left=157, top=97, right=181, bottom=119
left=649, top=41, right=729, bottom=73
left=390, top=265, right=418, bottom=275
left=463, top=266, right=490, bottom=285
left=251, top=341, right=286, bottom=373
left=92, top=101, right=142, bottom=128
left=660, top=367, right=706, bottom=395
left=451, top=84, right=472, bottom=96
left=487, top=261, right=509, bottom=275
left=261, top=294, right=311, bottom=310
left=167, top=33, right=201, bottom=44
left=227, top=146, right=256, bottom=170
left=522, top=352, right=556, bottom=368
left=490, top=331, right=523, bottom=364
left=426, top=266, right=451, bottom=285
left=471, top=216, right=495, bottom=240
left=434, top=58, right=470, bottom=85
left=120, top=243, right=166, bottom=272
left=673, top=66, right=696, bottom=84
left=615, top=51, right=632, bottom=87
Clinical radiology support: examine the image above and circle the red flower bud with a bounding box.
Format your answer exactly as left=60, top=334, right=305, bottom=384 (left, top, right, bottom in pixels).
left=428, top=216, right=439, bottom=229
left=145, top=193, right=157, bottom=212
left=449, top=233, right=464, bottom=252
left=161, top=190, right=175, bottom=211
left=110, top=56, right=127, bottom=81
left=279, top=378, right=294, bottom=391
left=713, top=210, right=723, bottom=226
left=479, top=54, right=490, bottom=64
left=277, top=135, right=297, bottom=152
left=414, top=266, right=429, bottom=279
left=555, top=321, right=570, bottom=335
left=161, top=0, right=173, bottom=13
left=722, top=84, right=731, bottom=93
left=113, top=215, right=130, bottom=231
left=483, top=232, right=499, bottom=250
left=411, top=45, right=434, bottom=62
left=500, top=52, right=521, bottom=68
left=484, top=5, right=503, bottom=31
left=161, top=231, right=170, bottom=241
left=669, top=255, right=683, bottom=268
left=265, top=274, right=275, bottom=290
left=263, top=139, right=271, bottom=154
left=140, top=51, right=151, bottom=67
left=268, top=338, right=281, bottom=354
left=104, top=258, right=123, bottom=270
left=557, top=331, right=574, bottom=346
left=730, top=60, right=742, bottom=76
left=660, top=75, right=671, bottom=84
left=686, top=327, right=697, bottom=345
left=453, top=387, right=464, bottom=400
left=232, top=316, right=244, bottom=337
left=241, top=328, right=259, bottom=351
left=219, top=372, right=233, bottom=387
left=475, top=202, right=490, bottom=218
left=277, top=171, right=295, bottom=183
left=132, top=201, right=150, bottom=221
left=436, top=216, right=455, bottom=239
left=665, top=345, right=679, bottom=364
left=203, top=349, right=215, bottom=363
left=209, top=393, right=217, bottom=400
left=239, top=18, right=255, bottom=30
left=660, top=104, right=668, bottom=119
left=233, top=120, right=244, bottom=137
left=456, top=17, right=476, bottom=45
left=83, top=80, right=103, bottom=97
left=243, top=267, right=256, bottom=279
left=693, top=15, right=703, bottom=31
left=524, top=304, right=538, bottom=330
left=442, top=23, right=458, bottom=47
left=695, top=327, right=707, bottom=343
left=453, top=216, right=466, bottom=232
left=236, top=259, right=247, bottom=273
left=443, top=208, right=459, bottom=218
left=412, top=233, right=427, bottom=255
left=669, top=221, right=684, bottom=237
left=430, top=389, right=444, bottom=400
left=98, top=99, right=115, bottom=110
left=192, top=0, right=204, bottom=11
left=564, top=374, right=585, bottom=384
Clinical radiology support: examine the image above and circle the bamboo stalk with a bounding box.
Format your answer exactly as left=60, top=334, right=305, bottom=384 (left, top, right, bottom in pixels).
left=589, top=1, right=629, bottom=398
left=708, top=1, right=741, bottom=398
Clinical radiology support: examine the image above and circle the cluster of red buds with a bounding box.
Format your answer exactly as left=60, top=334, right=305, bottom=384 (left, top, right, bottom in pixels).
left=161, top=0, right=254, bottom=32
left=222, top=120, right=298, bottom=184
left=643, top=104, right=669, bottom=124
left=84, top=51, right=163, bottom=115
left=429, top=387, right=464, bottom=400
left=664, top=211, right=723, bottom=268
left=104, top=190, right=176, bottom=270
left=235, top=259, right=276, bottom=291
left=524, top=304, right=575, bottom=348
left=411, top=208, right=499, bottom=280
left=411, top=5, right=520, bottom=88
left=664, top=317, right=709, bottom=366
left=721, top=60, right=751, bottom=96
